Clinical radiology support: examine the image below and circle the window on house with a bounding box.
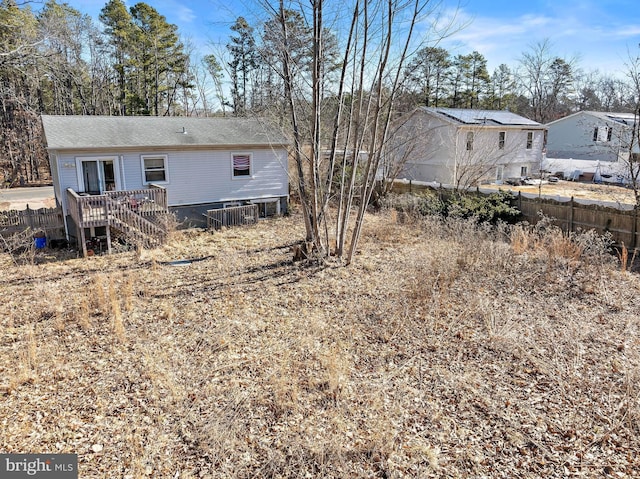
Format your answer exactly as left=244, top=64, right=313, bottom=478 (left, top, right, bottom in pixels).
left=232, top=154, right=252, bottom=177
left=593, top=126, right=612, bottom=142
left=521, top=166, right=528, bottom=177
left=526, top=131, right=533, bottom=149
left=496, top=165, right=504, bottom=181
left=141, top=155, right=168, bottom=183
left=466, top=131, right=474, bottom=151
left=498, top=131, right=506, bottom=149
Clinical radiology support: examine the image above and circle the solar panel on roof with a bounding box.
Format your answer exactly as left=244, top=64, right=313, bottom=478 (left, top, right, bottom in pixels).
left=435, top=109, right=480, bottom=124
left=434, top=108, right=539, bottom=126
left=483, top=111, right=540, bottom=126
left=606, top=113, right=638, bottom=124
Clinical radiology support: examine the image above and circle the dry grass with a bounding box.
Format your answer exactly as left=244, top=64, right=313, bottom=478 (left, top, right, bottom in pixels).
left=1, top=211, right=640, bottom=478
left=482, top=179, right=638, bottom=206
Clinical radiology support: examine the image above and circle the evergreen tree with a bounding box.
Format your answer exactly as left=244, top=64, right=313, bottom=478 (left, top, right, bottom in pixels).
left=484, top=64, right=517, bottom=110
left=405, top=46, right=451, bottom=107
left=227, top=17, right=258, bottom=116
left=99, top=0, right=133, bottom=115
left=130, top=3, right=191, bottom=116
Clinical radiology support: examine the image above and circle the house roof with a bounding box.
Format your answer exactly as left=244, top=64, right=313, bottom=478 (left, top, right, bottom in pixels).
left=41, top=115, right=290, bottom=150
left=420, top=107, right=543, bottom=128
left=546, top=110, right=639, bottom=127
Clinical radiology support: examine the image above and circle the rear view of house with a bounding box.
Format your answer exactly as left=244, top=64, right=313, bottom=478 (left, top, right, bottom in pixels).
left=42, top=115, right=289, bottom=253
left=392, top=107, right=546, bottom=188
left=544, top=111, right=639, bottom=182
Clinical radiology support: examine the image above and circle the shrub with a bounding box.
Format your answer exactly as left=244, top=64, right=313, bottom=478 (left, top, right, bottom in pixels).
left=445, top=190, right=520, bottom=224
left=381, top=192, right=446, bottom=218
left=383, top=190, right=520, bottom=225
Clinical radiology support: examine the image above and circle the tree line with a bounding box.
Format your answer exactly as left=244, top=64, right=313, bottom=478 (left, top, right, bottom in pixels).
left=1, top=1, right=638, bottom=186
left=1, top=0, right=191, bottom=185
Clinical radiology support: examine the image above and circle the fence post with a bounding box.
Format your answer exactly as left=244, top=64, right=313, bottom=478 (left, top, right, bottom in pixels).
left=569, top=196, right=574, bottom=234
left=518, top=191, right=522, bottom=212
left=26, top=204, right=34, bottom=230
left=632, top=206, right=638, bottom=250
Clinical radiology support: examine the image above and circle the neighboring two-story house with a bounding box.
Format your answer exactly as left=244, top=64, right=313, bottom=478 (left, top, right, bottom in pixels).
left=393, top=107, right=546, bottom=188
left=544, top=111, right=639, bottom=182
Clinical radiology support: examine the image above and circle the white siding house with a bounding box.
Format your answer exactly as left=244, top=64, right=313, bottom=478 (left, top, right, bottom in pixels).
left=41, top=115, right=290, bottom=234
left=393, top=107, right=546, bottom=188
left=544, top=111, right=639, bottom=182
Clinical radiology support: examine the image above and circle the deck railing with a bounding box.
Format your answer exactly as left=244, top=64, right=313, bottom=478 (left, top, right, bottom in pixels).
left=105, top=196, right=166, bottom=248
left=66, top=186, right=168, bottom=254
left=104, top=185, right=168, bottom=219
left=67, top=189, right=109, bottom=228
left=67, top=186, right=168, bottom=229
left=205, top=204, right=259, bottom=230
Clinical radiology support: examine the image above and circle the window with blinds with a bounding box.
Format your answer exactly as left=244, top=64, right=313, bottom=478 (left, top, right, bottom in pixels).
left=232, top=154, right=252, bottom=177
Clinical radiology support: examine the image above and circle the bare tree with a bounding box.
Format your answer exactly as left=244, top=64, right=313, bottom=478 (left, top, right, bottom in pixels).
left=517, top=39, right=576, bottom=123
left=268, top=0, right=456, bottom=264
left=450, top=126, right=531, bottom=190
left=621, top=48, right=640, bottom=207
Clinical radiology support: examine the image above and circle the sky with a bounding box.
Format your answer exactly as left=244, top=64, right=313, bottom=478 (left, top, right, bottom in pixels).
left=55, top=0, right=640, bottom=77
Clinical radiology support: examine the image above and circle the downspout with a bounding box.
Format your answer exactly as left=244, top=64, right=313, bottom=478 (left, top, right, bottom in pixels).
left=453, top=127, right=459, bottom=188
left=119, top=155, right=126, bottom=190
left=52, top=152, right=71, bottom=242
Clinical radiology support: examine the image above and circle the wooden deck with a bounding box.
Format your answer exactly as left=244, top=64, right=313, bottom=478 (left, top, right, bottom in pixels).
left=66, top=186, right=169, bottom=256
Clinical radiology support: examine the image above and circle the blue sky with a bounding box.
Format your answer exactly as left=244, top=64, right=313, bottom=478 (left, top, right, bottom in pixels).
left=60, top=0, right=640, bottom=76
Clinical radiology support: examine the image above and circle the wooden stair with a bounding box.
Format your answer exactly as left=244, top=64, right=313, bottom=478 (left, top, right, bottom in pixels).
left=105, top=197, right=166, bottom=249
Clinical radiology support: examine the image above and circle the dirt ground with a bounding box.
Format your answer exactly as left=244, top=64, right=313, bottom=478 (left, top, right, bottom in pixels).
left=482, top=180, right=638, bottom=206
left=1, top=211, right=639, bottom=478
left=0, top=187, right=56, bottom=211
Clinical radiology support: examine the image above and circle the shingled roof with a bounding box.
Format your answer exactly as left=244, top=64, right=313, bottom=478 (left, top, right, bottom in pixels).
left=546, top=110, right=639, bottom=127
left=420, top=107, right=543, bottom=128
left=41, top=115, right=290, bottom=150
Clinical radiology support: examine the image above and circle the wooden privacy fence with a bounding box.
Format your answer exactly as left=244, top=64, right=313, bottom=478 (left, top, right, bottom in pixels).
left=205, top=204, right=259, bottom=230
left=391, top=180, right=640, bottom=249
left=514, top=194, right=639, bottom=249
left=0, top=205, right=64, bottom=238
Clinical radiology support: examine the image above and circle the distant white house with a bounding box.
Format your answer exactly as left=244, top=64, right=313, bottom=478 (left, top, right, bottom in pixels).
left=42, top=115, right=290, bottom=237
left=544, top=111, right=639, bottom=182
left=392, top=107, right=546, bottom=188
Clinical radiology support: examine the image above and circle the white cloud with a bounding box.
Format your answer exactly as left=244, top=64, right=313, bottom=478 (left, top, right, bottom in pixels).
left=614, top=26, right=640, bottom=38
left=177, top=6, right=196, bottom=24
left=429, top=5, right=635, bottom=74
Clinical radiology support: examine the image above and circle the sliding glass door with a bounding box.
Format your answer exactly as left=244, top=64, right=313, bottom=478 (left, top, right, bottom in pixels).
left=76, top=157, right=119, bottom=194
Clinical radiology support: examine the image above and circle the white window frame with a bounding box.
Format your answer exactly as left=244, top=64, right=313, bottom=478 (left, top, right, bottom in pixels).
left=75, top=156, right=120, bottom=194
left=594, top=126, right=612, bottom=143
left=496, top=165, right=504, bottom=181
left=498, top=131, right=506, bottom=150
left=231, top=153, right=253, bottom=179
left=466, top=131, right=474, bottom=151
left=140, top=155, right=169, bottom=185
left=526, top=131, right=534, bottom=149
left=520, top=166, right=528, bottom=177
